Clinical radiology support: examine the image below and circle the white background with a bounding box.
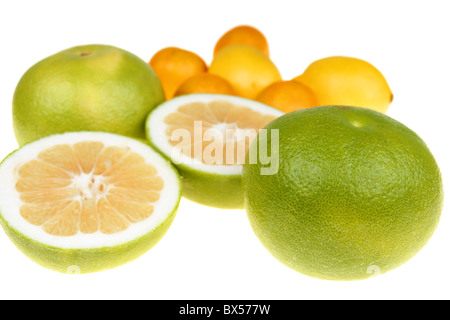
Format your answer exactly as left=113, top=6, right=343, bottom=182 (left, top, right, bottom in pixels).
left=1, top=0, right=449, bottom=300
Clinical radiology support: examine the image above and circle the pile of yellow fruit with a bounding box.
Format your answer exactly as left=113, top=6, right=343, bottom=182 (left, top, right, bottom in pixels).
left=149, top=25, right=393, bottom=114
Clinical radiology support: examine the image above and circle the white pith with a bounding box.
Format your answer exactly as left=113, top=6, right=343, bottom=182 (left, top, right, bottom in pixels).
left=0, top=132, right=180, bottom=249
left=146, top=94, right=284, bottom=175
left=213, top=123, right=249, bottom=141
left=72, top=173, right=109, bottom=201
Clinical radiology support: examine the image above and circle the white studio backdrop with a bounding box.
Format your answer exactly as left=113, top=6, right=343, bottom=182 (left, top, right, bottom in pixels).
left=0, top=0, right=449, bottom=300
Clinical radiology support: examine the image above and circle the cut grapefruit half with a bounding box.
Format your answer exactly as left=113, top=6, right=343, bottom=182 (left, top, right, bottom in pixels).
left=145, top=94, right=284, bottom=209
left=0, top=132, right=181, bottom=273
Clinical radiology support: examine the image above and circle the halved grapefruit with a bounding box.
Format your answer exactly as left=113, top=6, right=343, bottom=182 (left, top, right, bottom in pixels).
left=0, top=132, right=181, bottom=273
left=145, top=94, right=284, bottom=209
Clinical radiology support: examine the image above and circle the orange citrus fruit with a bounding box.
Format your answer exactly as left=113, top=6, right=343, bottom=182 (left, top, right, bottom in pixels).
left=174, top=73, right=236, bottom=97
left=149, top=47, right=207, bottom=99
left=256, top=80, right=319, bottom=113
left=209, top=44, right=282, bottom=99
left=214, top=25, right=269, bottom=57
left=243, top=106, right=443, bottom=280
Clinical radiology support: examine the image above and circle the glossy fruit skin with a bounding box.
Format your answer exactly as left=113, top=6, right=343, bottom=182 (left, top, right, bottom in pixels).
left=294, top=56, right=393, bottom=113
left=150, top=47, right=207, bottom=99
left=214, top=25, right=270, bottom=57
left=174, top=73, right=236, bottom=97
left=13, top=44, right=165, bottom=146
left=209, top=44, right=282, bottom=99
left=243, top=106, right=443, bottom=281
left=256, top=80, right=318, bottom=112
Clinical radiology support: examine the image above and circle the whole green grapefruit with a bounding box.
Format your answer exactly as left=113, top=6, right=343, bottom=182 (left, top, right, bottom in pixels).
left=243, top=106, right=444, bottom=281
left=13, top=44, right=165, bottom=146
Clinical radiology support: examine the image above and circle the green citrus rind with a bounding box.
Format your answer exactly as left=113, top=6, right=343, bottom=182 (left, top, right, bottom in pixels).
left=0, top=132, right=182, bottom=274
left=175, top=163, right=243, bottom=209
left=0, top=205, right=178, bottom=274
left=13, top=44, right=165, bottom=146
left=243, top=105, right=444, bottom=281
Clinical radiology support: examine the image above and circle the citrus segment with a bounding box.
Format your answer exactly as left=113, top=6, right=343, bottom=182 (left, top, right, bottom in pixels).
left=73, top=141, right=104, bottom=173
left=0, top=132, right=181, bottom=273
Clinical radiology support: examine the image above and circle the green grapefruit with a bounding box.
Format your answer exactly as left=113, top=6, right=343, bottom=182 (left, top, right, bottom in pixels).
left=243, top=106, right=444, bottom=281
left=145, top=93, right=284, bottom=209
left=13, top=44, right=165, bottom=146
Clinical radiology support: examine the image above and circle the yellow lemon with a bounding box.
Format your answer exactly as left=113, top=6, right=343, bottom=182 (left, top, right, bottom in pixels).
left=294, top=56, right=393, bottom=113
left=209, top=44, right=282, bottom=99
